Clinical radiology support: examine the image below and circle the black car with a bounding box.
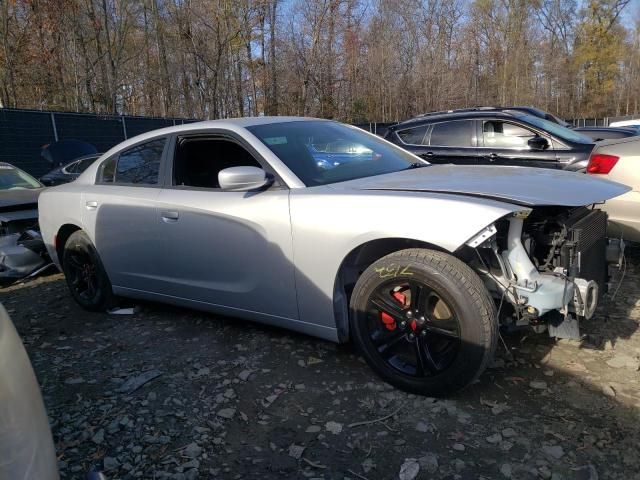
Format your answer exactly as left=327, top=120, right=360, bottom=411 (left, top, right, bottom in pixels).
left=385, top=109, right=595, bottom=171
left=573, top=126, right=639, bottom=142
left=39, top=153, right=101, bottom=186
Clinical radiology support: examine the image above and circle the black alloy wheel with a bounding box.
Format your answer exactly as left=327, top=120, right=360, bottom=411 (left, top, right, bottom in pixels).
left=366, top=279, right=461, bottom=378
left=350, top=248, right=497, bottom=396
left=62, top=230, right=113, bottom=311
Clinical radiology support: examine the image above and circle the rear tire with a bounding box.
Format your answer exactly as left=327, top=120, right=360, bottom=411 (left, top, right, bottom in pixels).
left=62, top=231, right=113, bottom=312
left=349, top=248, right=497, bottom=396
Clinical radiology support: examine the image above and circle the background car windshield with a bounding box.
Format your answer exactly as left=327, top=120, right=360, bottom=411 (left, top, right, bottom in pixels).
left=247, top=121, right=422, bottom=186
left=519, top=114, right=592, bottom=144
left=0, top=166, right=42, bottom=190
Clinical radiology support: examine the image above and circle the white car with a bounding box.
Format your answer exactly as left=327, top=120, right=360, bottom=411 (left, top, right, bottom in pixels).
left=38, top=117, right=628, bottom=395
left=587, top=136, right=640, bottom=242
left=609, top=119, right=640, bottom=129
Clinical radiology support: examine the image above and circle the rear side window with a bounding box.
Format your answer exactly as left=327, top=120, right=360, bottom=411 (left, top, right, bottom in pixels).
left=429, top=120, right=474, bottom=147
left=397, top=125, right=428, bottom=145
left=98, top=138, right=165, bottom=185
left=77, top=157, right=97, bottom=173
left=65, top=160, right=82, bottom=174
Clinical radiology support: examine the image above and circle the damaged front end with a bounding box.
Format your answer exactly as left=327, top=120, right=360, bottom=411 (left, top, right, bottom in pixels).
left=0, top=213, right=51, bottom=287
left=467, top=207, right=623, bottom=340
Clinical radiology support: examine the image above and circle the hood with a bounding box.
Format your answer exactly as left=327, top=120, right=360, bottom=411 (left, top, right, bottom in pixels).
left=332, top=165, right=630, bottom=207
left=0, top=189, right=43, bottom=211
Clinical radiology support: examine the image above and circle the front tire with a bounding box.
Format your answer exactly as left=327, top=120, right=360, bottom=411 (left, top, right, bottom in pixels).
left=349, top=248, right=497, bottom=396
left=62, top=231, right=113, bottom=312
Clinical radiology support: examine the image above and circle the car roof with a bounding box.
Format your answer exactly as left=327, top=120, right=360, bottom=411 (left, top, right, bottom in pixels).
left=103, top=116, right=328, bottom=153
left=391, top=109, right=525, bottom=129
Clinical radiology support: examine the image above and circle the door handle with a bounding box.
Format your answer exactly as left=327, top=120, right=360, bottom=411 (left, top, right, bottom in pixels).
left=160, top=211, right=179, bottom=223
left=85, top=201, right=98, bottom=210
left=422, top=152, right=434, bottom=158
left=486, top=153, right=499, bottom=162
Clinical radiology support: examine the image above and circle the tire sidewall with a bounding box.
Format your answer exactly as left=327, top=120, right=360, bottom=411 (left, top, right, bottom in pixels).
left=350, top=251, right=494, bottom=395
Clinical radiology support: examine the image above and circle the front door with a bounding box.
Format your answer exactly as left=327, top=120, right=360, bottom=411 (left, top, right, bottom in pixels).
left=155, top=134, right=298, bottom=320
left=477, top=119, right=558, bottom=168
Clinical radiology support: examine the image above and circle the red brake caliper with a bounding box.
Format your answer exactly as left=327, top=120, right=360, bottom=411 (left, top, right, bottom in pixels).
left=381, top=291, right=407, bottom=331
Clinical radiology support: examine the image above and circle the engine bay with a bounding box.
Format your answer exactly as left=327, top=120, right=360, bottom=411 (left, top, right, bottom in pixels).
left=468, top=206, right=621, bottom=339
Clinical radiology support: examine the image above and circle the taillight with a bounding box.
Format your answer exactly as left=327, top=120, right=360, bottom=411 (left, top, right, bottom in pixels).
left=586, top=154, right=619, bottom=174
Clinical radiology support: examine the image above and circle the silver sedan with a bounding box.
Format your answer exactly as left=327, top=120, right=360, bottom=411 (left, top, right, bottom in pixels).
left=38, top=117, right=628, bottom=396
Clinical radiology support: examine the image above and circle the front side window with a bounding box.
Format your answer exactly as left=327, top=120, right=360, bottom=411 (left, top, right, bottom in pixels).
left=429, top=121, right=474, bottom=147
left=247, top=120, right=424, bottom=187
left=482, top=121, right=536, bottom=149
left=396, top=125, right=429, bottom=145
left=173, top=136, right=261, bottom=189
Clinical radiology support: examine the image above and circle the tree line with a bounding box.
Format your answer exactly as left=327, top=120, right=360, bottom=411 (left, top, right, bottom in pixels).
left=1, top=0, right=637, bottom=123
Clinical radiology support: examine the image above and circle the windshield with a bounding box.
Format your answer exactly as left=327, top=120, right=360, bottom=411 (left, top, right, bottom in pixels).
left=0, top=166, right=42, bottom=190
left=518, top=114, right=592, bottom=144
left=247, top=121, right=424, bottom=186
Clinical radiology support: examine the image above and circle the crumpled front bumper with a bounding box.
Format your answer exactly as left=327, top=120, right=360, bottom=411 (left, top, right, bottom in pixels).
left=0, top=231, right=50, bottom=287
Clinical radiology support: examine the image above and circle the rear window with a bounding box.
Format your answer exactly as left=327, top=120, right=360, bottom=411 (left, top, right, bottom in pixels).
left=429, top=120, right=474, bottom=147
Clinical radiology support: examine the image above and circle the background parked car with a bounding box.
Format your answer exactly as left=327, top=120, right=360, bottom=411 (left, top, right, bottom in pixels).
left=573, top=126, right=639, bottom=142
left=40, top=153, right=101, bottom=186
left=40, top=139, right=97, bottom=168
left=0, top=163, right=49, bottom=286
left=587, top=136, right=640, bottom=243
left=385, top=109, right=594, bottom=170
left=609, top=119, right=640, bottom=129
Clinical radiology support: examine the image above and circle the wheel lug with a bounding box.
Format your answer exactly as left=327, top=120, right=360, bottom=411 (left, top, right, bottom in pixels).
left=399, top=321, right=407, bottom=329
left=408, top=332, right=415, bottom=340
left=420, top=330, right=427, bottom=336
left=405, top=310, right=413, bottom=319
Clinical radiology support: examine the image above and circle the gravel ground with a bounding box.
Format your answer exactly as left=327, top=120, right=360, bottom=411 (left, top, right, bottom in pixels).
left=2, top=248, right=640, bottom=480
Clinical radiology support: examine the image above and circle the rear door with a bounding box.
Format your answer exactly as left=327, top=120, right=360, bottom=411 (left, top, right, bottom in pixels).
left=477, top=118, right=558, bottom=168
left=425, top=120, right=478, bottom=165
left=82, top=137, right=168, bottom=291
left=394, top=120, right=478, bottom=165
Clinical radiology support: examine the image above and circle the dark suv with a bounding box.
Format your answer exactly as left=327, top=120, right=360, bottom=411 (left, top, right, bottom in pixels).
left=384, top=108, right=595, bottom=171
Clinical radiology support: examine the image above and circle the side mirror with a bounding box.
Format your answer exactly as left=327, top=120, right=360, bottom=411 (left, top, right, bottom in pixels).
left=528, top=136, right=549, bottom=151
left=218, top=166, right=271, bottom=191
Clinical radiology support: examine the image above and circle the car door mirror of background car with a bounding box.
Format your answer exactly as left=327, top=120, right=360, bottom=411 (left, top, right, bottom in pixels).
left=528, top=136, right=549, bottom=151
left=218, top=166, right=272, bottom=192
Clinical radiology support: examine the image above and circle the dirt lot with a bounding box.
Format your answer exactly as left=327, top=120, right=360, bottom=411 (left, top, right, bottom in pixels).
left=2, top=248, right=640, bottom=480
